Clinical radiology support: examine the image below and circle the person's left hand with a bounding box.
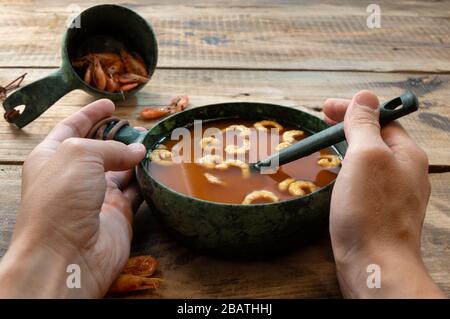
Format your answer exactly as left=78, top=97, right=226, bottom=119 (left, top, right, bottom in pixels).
left=0, top=99, right=146, bottom=298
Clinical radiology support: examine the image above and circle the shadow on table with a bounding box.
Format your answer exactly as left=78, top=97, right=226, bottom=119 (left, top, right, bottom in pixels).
left=125, top=203, right=342, bottom=299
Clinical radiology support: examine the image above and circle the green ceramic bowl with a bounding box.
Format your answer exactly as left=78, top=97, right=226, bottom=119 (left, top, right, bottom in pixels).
left=101, top=102, right=347, bottom=258
left=3, top=4, right=158, bottom=128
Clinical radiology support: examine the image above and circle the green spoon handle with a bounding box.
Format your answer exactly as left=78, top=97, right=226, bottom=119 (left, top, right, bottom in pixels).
left=87, top=116, right=146, bottom=145
left=2, top=69, right=77, bottom=128
left=255, top=91, right=419, bottom=170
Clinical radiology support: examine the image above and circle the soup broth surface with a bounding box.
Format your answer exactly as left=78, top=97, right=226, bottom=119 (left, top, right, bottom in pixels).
left=146, top=119, right=341, bottom=204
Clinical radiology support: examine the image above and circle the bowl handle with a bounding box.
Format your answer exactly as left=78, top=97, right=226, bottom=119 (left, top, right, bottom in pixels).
left=87, top=116, right=146, bottom=145
left=2, top=68, right=77, bottom=128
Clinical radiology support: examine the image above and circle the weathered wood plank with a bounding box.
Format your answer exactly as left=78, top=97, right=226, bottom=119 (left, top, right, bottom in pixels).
left=0, top=166, right=21, bottom=258
left=421, top=173, right=450, bottom=294
left=1, top=68, right=449, bottom=166
left=0, top=0, right=449, bottom=71
left=0, top=165, right=448, bottom=297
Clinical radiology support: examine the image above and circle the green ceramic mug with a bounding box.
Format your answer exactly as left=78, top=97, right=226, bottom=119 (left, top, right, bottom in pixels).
left=3, top=4, right=158, bottom=128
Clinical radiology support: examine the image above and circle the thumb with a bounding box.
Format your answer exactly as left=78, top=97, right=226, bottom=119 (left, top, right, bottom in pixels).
left=90, top=140, right=146, bottom=172
left=59, top=138, right=146, bottom=172
left=344, top=90, right=384, bottom=149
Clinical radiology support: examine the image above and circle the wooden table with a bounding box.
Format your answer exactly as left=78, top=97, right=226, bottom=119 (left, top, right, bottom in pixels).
left=0, top=0, right=449, bottom=298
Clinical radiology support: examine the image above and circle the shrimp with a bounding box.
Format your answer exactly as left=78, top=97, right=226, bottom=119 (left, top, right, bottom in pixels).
left=223, top=125, right=251, bottom=137
left=122, top=256, right=158, bottom=277
left=204, top=173, right=225, bottom=185
left=3, top=109, right=20, bottom=123
left=278, top=178, right=295, bottom=192
left=132, top=51, right=147, bottom=68
left=140, top=107, right=169, bottom=120
left=287, top=180, right=317, bottom=196
left=199, top=136, right=220, bottom=152
left=120, top=82, right=139, bottom=92
left=83, top=64, right=92, bottom=85
left=275, top=141, right=291, bottom=151
left=168, top=95, right=189, bottom=113
left=105, top=60, right=123, bottom=76
left=225, top=139, right=250, bottom=155
left=120, top=49, right=148, bottom=77
left=108, top=274, right=162, bottom=294
left=242, top=190, right=279, bottom=204
left=149, top=149, right=173, bottom=166
left=254, top=120, right=283, bottom=132
left=112, top=73, right=120, bottom=83
left=105, top=76, right=120, bottom=92
left=92, top=53, right=121, bottom=65
left=139, top=95, right=189, bottom=121
left=119, top=73, right=149, bottom=84
left=0, top=73, right=27, bottom=102
left=198, top=155, right=223, bottom=169
left=282, top=130, right=304, bottom=143
left=72, top=53, right=117, bottom=68
left=92, top=56, right=107, bottom=91
left=317, top=154, right=341, bottom=168
left=215, top=159, right=250, bottom=178
left=72, top=50, right=148, bottom=94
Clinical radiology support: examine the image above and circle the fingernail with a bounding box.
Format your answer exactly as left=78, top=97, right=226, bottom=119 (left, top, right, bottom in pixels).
left=355, top=91, right=379, bottom=110
left=128, top=143, right=146, bottom=153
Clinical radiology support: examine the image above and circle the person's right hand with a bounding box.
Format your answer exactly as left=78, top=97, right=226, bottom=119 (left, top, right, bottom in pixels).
left=324, top=90, right=445, bottom=298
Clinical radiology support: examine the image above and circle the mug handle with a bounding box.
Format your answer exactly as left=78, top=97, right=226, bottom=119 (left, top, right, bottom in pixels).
left=3, top=68, right=78, bottom=128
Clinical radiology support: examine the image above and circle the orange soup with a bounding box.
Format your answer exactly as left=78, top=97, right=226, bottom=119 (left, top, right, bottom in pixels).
left=146, top=119, right=341, bottom=204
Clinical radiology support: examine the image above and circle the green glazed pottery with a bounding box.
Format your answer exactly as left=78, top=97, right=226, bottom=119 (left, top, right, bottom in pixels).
left=97, top=102, right=348, bottom=258
left=3, top=4, right=158, bottom=128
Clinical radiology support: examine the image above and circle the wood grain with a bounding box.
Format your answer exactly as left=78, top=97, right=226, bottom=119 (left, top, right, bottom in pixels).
left=0, top=165, right=448, bottom=297
left=422, top=173, right=450, bottom=294
left=1, top=68, right=449, bottom=166
left=0, top=0, right=449, bottom=71
left=0, top=0, right=448, bottom=299
left=0, top=165, right=20, bottom=258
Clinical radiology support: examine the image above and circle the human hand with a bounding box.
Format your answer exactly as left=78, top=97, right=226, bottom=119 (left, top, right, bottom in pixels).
left=324, top=90, right=445, bottom=298
left=0, top=99, right=146, bottom=298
